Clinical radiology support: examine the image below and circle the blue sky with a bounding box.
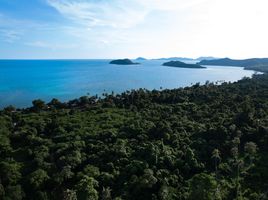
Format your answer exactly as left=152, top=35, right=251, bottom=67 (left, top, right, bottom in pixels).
left=0, top=0, right=268, bottom=59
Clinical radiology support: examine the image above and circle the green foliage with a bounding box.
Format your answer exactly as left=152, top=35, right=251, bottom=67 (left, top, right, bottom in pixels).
left=76, top=176, right=99, bottom=200
left=28, top=169, right=49, bottom=189
left=3, top=185, right=25, bottom=200
left=0, top=74, right=268, bottom=199
left=0, top=160, right=22, bottom=185
left=32, top=99, right=46, bottom=111
left=188, top=173, right=219, bottom=200
left=63, top=189, right=77, bottom=200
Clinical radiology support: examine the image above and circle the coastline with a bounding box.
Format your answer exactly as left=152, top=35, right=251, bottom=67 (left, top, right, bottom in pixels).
left=0, top=60, right=261, bottom=109
left=1, top=70, right=264, bottom=110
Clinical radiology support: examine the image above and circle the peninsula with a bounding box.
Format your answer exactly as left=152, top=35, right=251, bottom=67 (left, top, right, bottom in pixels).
left=198, top=58, right=268, bottom=73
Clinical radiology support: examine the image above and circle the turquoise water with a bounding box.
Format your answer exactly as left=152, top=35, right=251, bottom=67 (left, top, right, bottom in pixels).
left=0, top=59, right=255, bottom=108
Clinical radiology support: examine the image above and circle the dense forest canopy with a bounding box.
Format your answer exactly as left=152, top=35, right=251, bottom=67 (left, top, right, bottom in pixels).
left=0, top=73, right=268, bottom=200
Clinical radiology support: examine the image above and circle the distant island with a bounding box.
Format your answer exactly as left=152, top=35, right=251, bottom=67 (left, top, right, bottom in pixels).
left=156, top=57, right=195, bottom=61
left=197, top=56, right=218, bottom=61
left=110, top=59, right=140, bottom=65
left=135, top=57, right=147, bottom=61
left=153, top=56, right=217, bottom=62
left=198, top=58, right=268, bottom=73
left=163, top=61, right=206, bottom=69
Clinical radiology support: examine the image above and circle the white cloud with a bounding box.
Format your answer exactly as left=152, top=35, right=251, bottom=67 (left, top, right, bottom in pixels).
left=47, top=0, right=144, bottom=28
left=47, top=0, right=206, bottom=28
left=138, top=0, right=208, bottom=10
left=45, top=0, right=210, bottom=52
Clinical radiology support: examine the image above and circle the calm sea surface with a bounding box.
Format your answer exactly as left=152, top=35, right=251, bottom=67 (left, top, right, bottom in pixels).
left=0, top=59, right=255, bottom=108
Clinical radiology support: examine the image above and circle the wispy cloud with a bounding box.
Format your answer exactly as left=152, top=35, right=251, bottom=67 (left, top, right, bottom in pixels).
left=25, top=41, right=78, bottom=49
left=47, top=0, right=206, bottom=29
left=0, top=13, right=59, bottom=43
left=47, top=0, right=146, bottom=28
left=0, top=12, right=78, bottom=47
left=0, top=29, right=23, bottom=43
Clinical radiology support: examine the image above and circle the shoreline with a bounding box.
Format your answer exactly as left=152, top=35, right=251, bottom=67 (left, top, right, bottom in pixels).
left=1, top=71, right=265, bottom=111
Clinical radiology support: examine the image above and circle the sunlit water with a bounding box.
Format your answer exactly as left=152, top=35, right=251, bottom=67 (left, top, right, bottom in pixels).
left=0, top=59, right=256, bottom=108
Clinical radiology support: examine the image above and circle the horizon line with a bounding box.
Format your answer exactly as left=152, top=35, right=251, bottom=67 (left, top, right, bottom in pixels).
left=0, top=56, right=268, bottom=60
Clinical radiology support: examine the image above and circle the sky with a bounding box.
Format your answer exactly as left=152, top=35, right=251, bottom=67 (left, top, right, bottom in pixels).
left=0, top=0, right=268, bottom=59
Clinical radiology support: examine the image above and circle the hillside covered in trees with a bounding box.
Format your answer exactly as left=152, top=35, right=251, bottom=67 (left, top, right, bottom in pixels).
left=0, top=74, right=268, bottom=200
left=198, top=58, right=268, bottom=73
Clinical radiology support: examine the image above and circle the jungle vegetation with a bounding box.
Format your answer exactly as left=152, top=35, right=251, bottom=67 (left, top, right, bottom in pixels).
left=0, top=73, right=267, bottom=200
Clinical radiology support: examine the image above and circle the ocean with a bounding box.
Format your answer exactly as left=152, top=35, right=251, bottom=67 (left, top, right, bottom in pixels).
left=0, top=59, right=255, bottom=108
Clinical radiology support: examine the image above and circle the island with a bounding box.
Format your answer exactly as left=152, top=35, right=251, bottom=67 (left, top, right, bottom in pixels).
left=109, top=59, right=140, bottom=65
left=162, top=60, right=206, bottom=69
left=135, top=57, right=147, bottom=61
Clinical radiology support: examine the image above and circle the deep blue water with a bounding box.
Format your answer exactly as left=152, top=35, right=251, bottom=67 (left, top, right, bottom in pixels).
left=0, top=59, right=255, bottom=108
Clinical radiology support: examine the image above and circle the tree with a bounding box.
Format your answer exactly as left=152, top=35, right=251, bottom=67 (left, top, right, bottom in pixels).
left=211, top=149, right=221, bottom=198
left=188, top=173, right=220, bottom=200
left=211, top=149, right=221, bottom=178
left=244, top=142, right=257, bottom=166
left=63, top=189, right=77, bottom=200
left=58, top=150, right=82, bottom=168
left=0, top=134, right=11, bottom=155
left=29, top=169, right=49, bottom=189
left=0, top=183, right=4, bottom=198
left=76, top=176, right=99, bottom=200
left=83, top=165, right=100, bottom=178
left=229, top=140, right=258, bottom=200
left=48, top=98, right=64, bottom=109
left=56, top=165, right=74, bottom=184
left=3, top=105, right=16, bottom=113
left=101, top=187, right=112, bottom=200
left=230, top=137, right=242, bottom=200
left=0, top=161, right=21, bottom=185
left=4, top=185, right=25, bottom=200
left=32, top=99, right=46, bottom=111
left=158, top=185, right=176, bottom=200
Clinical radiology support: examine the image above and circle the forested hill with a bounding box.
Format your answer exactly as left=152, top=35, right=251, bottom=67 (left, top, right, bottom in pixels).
left=198, top=58, right=268, bottom=67
left=198, top=58, right=268, bottom=73
left=0, top=74, right=268, bottom=200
